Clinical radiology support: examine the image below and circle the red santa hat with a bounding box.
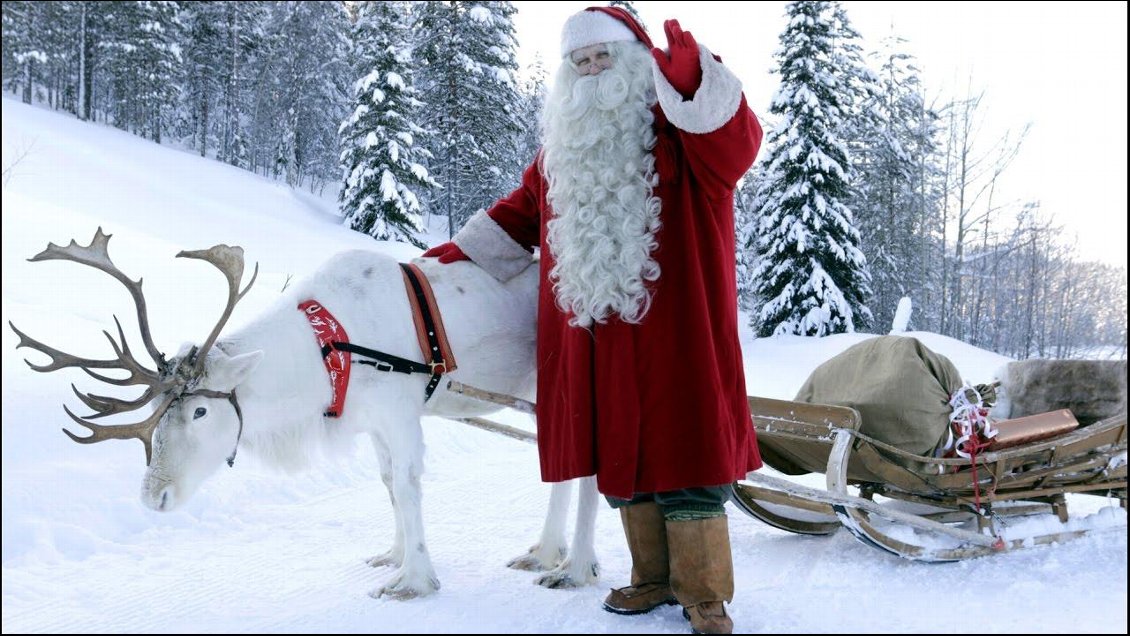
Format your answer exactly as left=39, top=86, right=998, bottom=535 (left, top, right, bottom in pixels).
left=559, top=6, right=653, bottom=59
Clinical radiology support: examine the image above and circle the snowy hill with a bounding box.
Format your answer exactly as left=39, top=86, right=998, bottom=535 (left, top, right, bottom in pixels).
left=2, top=98, right=1126, bottom=634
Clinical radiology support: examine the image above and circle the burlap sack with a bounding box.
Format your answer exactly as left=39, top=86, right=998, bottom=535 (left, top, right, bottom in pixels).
left=757, top=336, right=964, bottom=475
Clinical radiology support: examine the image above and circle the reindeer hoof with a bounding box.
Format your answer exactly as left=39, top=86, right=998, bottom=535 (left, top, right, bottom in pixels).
left=534, top=571, right=579, bottom=589
left=370, top=585, right=423, bottom=601
left=534, top=560, right=600, bottom=589
left=369, top=571, right=440, bottom=600
left=366, top=552, right=402, bottom=568
left=506, top=544, right=566, bottom=571
left=507, top=553, right=552, bottom=572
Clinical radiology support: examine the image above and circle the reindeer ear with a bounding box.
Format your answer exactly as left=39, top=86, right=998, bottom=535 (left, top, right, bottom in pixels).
left=209, top=351, right=263, bottom=389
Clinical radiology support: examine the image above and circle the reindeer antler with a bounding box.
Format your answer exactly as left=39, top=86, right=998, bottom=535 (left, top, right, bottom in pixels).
left=11, top=313, right=175, bottom=421
left=176, top=245, right=258, bottom=375
left=62, top=395, right=178, bottom=464
left=11, top=228, right=257, bottom=464
left=29, top=227, right=166, bottom=367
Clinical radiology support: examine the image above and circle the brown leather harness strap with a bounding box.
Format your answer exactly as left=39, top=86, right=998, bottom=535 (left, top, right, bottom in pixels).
left=400, top=262, right=457, bottom=398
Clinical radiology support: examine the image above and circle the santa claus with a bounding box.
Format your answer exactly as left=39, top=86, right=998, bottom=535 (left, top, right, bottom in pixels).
left=424, top=7, right=762, bottom=634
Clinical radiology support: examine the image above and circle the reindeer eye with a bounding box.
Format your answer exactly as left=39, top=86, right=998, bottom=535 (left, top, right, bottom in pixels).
left=193, top=407, right=207, bottom=419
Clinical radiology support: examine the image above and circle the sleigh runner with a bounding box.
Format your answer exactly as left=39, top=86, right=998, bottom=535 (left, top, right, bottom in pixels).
left=450, top=380, right=1128, bottom=563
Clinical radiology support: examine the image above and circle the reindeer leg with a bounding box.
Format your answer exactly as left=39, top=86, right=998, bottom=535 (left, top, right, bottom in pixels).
left=535, top=475, right=600, bottom=589
left=366, top=433, right=403, bottom=568
left=370, top=414, right=440, bottom=600
left=508, top=479, right=571, bottom=571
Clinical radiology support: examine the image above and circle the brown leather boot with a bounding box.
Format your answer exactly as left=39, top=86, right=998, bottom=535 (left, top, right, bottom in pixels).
left=667, top=515, right=735, bottom=634
left=602, top=501, right=678, bottom=615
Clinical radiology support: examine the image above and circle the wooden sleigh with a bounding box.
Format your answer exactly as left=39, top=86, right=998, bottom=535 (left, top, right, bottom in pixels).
left=447, top=381, right=1128, bottom=563
left=733, top=396, right=1128, bottom=561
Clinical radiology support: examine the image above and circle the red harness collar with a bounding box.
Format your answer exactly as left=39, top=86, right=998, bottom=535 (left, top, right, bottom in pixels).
left=298, top=300, right=351, bottom=417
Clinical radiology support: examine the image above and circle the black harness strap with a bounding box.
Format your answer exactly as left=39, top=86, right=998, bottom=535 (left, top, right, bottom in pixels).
left=324, top=341, right=430, bottom=375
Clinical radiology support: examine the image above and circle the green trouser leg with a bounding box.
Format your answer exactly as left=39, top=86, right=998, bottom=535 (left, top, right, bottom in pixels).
left=606, top=485, right=733, bottom=520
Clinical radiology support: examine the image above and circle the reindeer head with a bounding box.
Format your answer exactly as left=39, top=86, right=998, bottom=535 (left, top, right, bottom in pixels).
left=141, top=343, right=262, bottom=510
left=10, top=228, right=260, bottom=511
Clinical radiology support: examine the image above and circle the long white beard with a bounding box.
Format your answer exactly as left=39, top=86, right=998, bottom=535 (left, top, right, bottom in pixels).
left=541, top=42, right=662, bottom=329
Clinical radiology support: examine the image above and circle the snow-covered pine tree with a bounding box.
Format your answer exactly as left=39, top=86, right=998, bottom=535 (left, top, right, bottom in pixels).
left=734, top=162, right=767, bottom=311
left=413, top=1, right=523, bottom=238
left=513, top=54, right=547, bottom=178
left=339, top=0, right=437, bottom=248
left=3, top=0, right=87, bottom=114
left=28, top=1, right=70, bottom=112
left=250, top=1, right=350, bottom=190
left=214, top=1, right=267, bottom=170
left=851, top=35, right=942, bottom=332
left=101, top=1, right=183, bottom=143
left=73, top=0, right=100, bottom=120
left=179, top=1, right=266, bottom=161
left=751, top=0, right=872, bottom=337
left=40, top=1, right=112, bottom=122
left=181, top=2, right=226, bottom=157
left=1, top=1, right=47, bottom=105
left=829, top=2, right=879, bottom=127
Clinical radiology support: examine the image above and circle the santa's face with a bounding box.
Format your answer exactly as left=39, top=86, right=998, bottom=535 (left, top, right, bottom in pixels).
left=569, top=44, right=613, bottom=76
left=539, top=41, right=663, bottom=328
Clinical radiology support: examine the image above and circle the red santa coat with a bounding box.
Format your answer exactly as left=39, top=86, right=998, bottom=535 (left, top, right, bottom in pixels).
left=457, top=49, right=763, bottom=499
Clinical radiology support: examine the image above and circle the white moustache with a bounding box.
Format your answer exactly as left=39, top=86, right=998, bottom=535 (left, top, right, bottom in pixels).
left=560, top=70, right=631, bottom=121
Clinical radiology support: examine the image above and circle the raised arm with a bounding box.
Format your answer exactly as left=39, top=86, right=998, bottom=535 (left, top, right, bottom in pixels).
left=650, top=20, right=763, bottom=194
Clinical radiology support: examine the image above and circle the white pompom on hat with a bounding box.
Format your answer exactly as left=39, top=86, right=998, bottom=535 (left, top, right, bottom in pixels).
left=559, top=7, right=653, bottom=58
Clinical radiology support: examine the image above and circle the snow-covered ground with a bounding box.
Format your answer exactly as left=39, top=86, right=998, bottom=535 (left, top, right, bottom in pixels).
left=3, top=98, right=1126, bottom=634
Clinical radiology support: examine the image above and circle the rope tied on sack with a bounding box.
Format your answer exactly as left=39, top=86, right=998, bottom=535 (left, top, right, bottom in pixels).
left=945, top=383, right=999, bottom=513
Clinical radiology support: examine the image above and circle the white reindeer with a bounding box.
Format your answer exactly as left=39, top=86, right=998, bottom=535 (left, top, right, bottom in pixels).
left=11, top=229, right=599, bottom=599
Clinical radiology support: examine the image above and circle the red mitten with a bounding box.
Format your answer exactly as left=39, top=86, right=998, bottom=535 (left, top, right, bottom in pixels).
left=650, top=19, right=702, bottom=99
left=421, top=242, right=470, bottom=264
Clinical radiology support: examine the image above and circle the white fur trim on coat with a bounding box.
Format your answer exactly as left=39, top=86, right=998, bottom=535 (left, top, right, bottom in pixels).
left=453, top=211, right=534, bottom=283
left=652, top=45, right=743, bottom=135
left=560, top=10, right=636, bottom=58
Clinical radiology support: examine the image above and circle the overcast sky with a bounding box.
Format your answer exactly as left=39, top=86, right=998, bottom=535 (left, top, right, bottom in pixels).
left=511, top=1, right=1129, bottom=267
